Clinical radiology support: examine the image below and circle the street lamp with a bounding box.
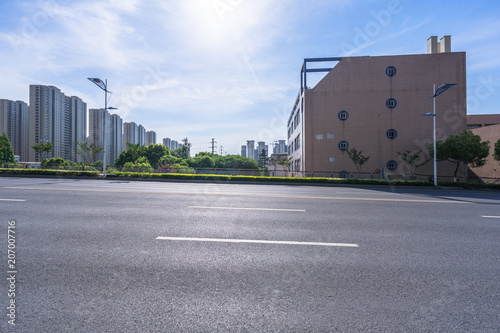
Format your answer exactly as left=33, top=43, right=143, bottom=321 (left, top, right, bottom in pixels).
left=87, top=78, right=117, bottom=177
left=423, top=83, right=456, bottom=186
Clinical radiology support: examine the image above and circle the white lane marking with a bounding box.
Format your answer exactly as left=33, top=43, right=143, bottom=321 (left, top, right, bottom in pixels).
left=156, top=236, right=358, bottom=248
left=189, top=206, right=306, bottom=212
left=0, top=199, right=26, bottom=202
left=482, top=216, right=500, bottom=219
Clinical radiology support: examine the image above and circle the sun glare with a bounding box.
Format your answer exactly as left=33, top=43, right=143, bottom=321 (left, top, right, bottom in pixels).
left=180, top=0, right=254, bottom=49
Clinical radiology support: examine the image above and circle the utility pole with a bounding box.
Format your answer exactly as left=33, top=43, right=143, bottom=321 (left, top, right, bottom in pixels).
left=208, top=138, right=217, bottom=154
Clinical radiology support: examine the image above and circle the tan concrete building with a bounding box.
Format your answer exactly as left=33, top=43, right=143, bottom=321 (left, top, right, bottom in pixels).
left=469, top=123, right=500, bottom=182
left=288, top=37, right=467, bottom=179
left=467, top=114, right=500, bottom=129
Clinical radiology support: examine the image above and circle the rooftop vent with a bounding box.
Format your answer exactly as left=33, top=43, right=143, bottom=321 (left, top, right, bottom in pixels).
left=427, top=35, right=451, bottom=54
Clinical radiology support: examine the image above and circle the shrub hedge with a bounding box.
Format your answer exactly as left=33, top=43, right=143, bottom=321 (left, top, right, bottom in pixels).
left=0, top=168, right=98, bottom=177
left=1, top=168, right=499, bottom=190
left=105, top=171, right=433, bottom=186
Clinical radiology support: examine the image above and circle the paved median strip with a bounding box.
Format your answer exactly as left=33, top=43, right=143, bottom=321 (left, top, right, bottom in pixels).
left=189, top=206, right=306, bottom=212
left=156, top=236, right=359, bottom=247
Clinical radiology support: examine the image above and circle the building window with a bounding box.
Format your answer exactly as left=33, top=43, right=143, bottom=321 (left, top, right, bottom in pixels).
left=338, top=110, right=349, bottom=121
left=386, top=98, right=397, bottom=109
left=339, top=171, right=349, bottom=178
left=338, top=140, right=349, bottom=151
left=387, top=160, right=398, bottom=171
left=386, top=66, right=397, bottom=77
left=386, top=129, right=398, bottom=140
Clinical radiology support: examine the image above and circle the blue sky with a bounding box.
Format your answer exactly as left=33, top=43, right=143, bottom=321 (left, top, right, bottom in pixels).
left=1, top=0, right=499, bottom=156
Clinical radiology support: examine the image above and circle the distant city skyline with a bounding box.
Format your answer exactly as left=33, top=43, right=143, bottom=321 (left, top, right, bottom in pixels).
left=1, top=1, right=499, bottom=155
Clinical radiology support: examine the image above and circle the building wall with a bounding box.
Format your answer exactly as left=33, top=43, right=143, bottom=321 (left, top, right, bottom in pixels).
left=289, top=52, right=467, bottom=178
left=467, top=114, right=500, bottom=129
left=470, top=124, right=500, bottom=181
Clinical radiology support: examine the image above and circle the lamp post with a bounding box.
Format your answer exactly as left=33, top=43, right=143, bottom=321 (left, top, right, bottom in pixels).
left=423, top=83, right=456, bottom=186
left=87, top=78, right=117, bottom=177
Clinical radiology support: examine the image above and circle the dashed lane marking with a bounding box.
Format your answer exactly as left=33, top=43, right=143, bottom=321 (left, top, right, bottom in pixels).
left=156, top=236, right=359, bottom=248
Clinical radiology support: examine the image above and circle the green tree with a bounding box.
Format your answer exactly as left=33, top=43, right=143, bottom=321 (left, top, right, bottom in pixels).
left=213, top=155, right=259, bottom=169
left=77, top=142, right=103, bottom=168
left=190, top=154, right=215, bottom=168
left=347, top=148, right=370, bottom=174
left=276, top=156, right=293, bottom=177
left=143, top=144, right=170, bottom=166
left=397, top=150, right=430, bottom=177
left=494, top=138, right=500, bottom=163
left=32, top=142, right=53, bottom=163
left=430, top=130, right=490, bottom=179
left=258, top=149, right=269, bottom=169
left=115, top=143, right=146, bottom=166
left=171, top=138, right=191, bottom=159
left=158, top=155, right=188, bottom=167
left=0, top=132, right=15, bottom=166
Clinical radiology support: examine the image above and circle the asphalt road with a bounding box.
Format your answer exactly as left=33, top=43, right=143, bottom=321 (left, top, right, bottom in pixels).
left=0, top=176, right=499, bottom=332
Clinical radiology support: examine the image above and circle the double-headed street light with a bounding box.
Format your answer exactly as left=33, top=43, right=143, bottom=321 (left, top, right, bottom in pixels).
left=88, top=78, right=117, bottom=177
left=423, top=83, right=456, bottom=186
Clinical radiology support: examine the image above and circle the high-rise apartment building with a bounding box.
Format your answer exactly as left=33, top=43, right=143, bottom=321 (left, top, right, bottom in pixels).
left=0, top=99, right=29, bottom=162
left=138, top=125, right=146, bottom=146
left=145, top=131, right=156, bottom=146
left=123, top=122, right=139, bottom=147
left=256, top=141, right=268, bottom=165
left=89, top=108, right=111, bottom=165
left=163, top=137, right=172, bottom=149
left=246, top=140, right=255, bottom=161
left=273, top=140, right=287, bottom=154
left=67, top=96, right=87, bottom=163
left=241, top=145, right=246, bottom=157
left=109, top=114, right=123, bottom=163
left=89, top=109, right=123, bottom=166
left=28, top=85, right=87, bottom=162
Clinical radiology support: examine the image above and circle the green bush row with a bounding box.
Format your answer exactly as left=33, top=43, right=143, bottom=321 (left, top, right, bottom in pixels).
left=0, top=168, right=99, bottom=177
left=106, top=171, right=433, bottom=186
left=2, top=168, right=499, bottom=190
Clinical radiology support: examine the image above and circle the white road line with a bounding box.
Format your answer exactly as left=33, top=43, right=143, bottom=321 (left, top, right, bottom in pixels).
left=189, top=206, right=306, bottom=212
left=0, top=199, right=26, bottom=202
left=156, top=236, right=359, bottom=248
left=482, top=216, right=500, bottom=219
